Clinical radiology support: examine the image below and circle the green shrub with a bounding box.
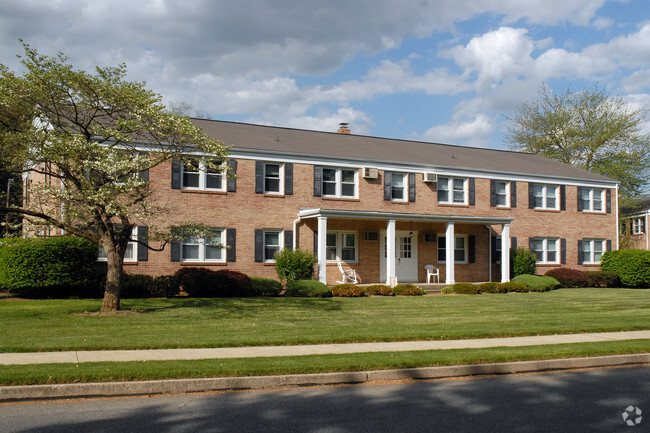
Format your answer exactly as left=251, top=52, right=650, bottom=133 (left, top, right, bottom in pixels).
left=274, top=249, right=317, bottom=285
left=601, top=249, right=650, bottom=288
left=121, top=274, right=180, bottom=298
left=0, top=236, right=100, bottom=298
left=512, top=248, right=537, bottom=277
left=512, top=274, right=561, bottom=292
left=583, top=271, right=621, bottom=288
left=544, top=268, right=588, bottom=288
left=250, top=277, right=283, bottom=297
left=478, top=282, right=506, bottom=293
left=364, top=284, right=394, bottom=296
left=175, top=268, right=253, bottom=297
left=391, top=284, right=426, bottom=296
left=331, top=284, right=366, bottom=297
left=441, top=286, right=455, bottom=294
left=284, top=280, right=332, bottom=298
left=500, top=281, right=528, bottom=293
left=444, top=283, right=480, bottom=294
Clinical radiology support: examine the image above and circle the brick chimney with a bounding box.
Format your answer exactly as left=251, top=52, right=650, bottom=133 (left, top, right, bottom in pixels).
left=338, top=122, right=351, bottom=134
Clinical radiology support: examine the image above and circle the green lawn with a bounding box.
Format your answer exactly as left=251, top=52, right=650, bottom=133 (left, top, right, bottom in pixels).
left=1, top=288, right=649, bottom=353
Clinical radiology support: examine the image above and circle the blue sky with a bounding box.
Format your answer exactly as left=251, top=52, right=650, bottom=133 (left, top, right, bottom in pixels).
left=1, top=0, right=649, bottom=150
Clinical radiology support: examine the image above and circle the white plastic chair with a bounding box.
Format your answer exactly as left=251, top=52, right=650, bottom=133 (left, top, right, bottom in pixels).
left=337, top=260, right=359, bottom=284
left=425, top=264, right=439, bottom=283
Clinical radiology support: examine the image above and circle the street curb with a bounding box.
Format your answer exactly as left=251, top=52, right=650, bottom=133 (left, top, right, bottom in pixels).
left=2, top=353, right=649, bottom=402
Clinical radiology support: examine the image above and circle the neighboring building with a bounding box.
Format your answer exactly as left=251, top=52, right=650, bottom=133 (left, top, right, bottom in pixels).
left=620, top=196, right=649, bottom=251
left=25, top=120, right=620, bottom=285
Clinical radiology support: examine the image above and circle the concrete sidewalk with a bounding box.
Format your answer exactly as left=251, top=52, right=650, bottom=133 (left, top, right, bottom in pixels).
left=2, top=330, right=649, bottom=365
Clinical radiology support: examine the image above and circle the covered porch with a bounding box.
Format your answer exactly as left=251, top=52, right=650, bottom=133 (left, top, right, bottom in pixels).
left=295, top=208, right=514, bottom=286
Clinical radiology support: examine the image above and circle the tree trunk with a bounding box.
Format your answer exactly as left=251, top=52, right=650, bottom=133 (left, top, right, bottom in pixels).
left=100, top=244, right=123, bottom=312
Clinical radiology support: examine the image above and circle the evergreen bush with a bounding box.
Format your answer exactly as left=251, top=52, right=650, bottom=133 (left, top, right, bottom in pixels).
left=544, top=268, right=589, bottom=288
left=443, top=283, right=480, bottom=294
left=391, top=284, right=426, bottom=296
left=364, top=284, right=395, bottom=296
left=331, top=284, right=366, bottom=297
left=500, top=281, right=528, bottom=292
left=250, top=277, right=283, bottom=296
left=512, top=274, right=561, bottom=292
left=274, top=249, right=317, bottom=285
left=478, top=282, right=506, bottom=293
left=175, top=268, right=253, bottom=297
left=583, top=271, right=621, bottom=288
left=284, top=280, right=332, bottom=297
left=512, top=248, right=537, bottom=277
left=121, top=274, right=180, bottom=298
left=601, top=249, right=650, bottom=288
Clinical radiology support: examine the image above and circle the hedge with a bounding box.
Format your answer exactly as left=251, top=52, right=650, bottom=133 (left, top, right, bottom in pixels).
left=544, top=268, right=589, bottom=288
left=512, top=274, right=561, bottom=292
left=391, top=284, right=426, bottom=296
left=601, top=249, right=650, bottom=288
left=175, top=268, right=253, bottom=297
left=0, top=236, right=100, bottom=298
left=331, top=284, right=366, bottom=297
left=583, top=271, right=621, bottom=288
left=284, top=280, right=332, bottom=298
left=250, top=277, right=283, bottom=297
left=364, top=284, right=395, bottom=296
left=121, top=274, right=180, bottom=298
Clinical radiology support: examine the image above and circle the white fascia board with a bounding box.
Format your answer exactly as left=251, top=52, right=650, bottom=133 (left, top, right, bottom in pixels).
left=298, top=208, right=513, bottom=225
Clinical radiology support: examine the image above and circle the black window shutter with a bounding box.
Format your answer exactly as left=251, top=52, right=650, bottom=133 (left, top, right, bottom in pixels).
left=227, top=159, right=237, bottom=192
left=606, top=239, right=612, bottom=252
left=468, top=235, right=476, bottom=263
left=384, top=172, right=392, bottom=201
left=284, top=163, right=293, bottom=195
left=170, top=227, right=180, bottom=262
left=171, top=160, right=181, bottom=189
left=511, top=181, right=517, bottom=208
left=560, top=185, right=566, bottom=211
left=138, top=152, right=149, bottom=181
left=285, top=230, right=293, bottom=250
left=408, top=173, right=416, bottom=202
left=577, top=240, right=583, bottom=265
left=226, top=228, right=236, bottom=262
left=491, top=236, right=498, bottom=263
left=313, top=231, right=318, bottom=255
left=561, top=238, right=567, bottom=264
left=254, top=229, right=264, bottom=262
left=577, top=187, right=583, bottom=211
left=528, top=183, right=534, bottom=208
left=642, top=218, right=647, bottom=233
left=606, top=189, right=612, bottom=213
left=529, top=238, right=534, bottom=251
left=255, top=161, right=264, bottom=194
left=490, top=179, right=496, bottom=207
left=137, top=226, right=148, bottom=261
left=511, top=236, right=517, bottom=251
left=468, top=178, right=475, bottom=205
left=313, top=166, right=322, bottom=197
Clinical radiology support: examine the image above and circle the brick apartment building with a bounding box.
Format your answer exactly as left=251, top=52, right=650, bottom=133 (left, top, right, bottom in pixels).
left=28, top=119, right=621, bottom=285
left=620, top=197, right=649, bottom=251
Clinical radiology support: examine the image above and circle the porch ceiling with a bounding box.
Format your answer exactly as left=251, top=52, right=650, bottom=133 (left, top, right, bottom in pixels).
left=298, top=208, right=513, bottom=225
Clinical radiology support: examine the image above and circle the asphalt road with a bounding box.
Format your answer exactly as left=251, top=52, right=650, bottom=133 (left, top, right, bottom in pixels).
left=1, top=366, right=647, bottom=432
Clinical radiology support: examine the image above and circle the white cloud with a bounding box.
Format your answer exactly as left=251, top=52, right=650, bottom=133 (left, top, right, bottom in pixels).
left=622, top=69, right=650, bottom=92
left=421, top=114, right=494, bottom=147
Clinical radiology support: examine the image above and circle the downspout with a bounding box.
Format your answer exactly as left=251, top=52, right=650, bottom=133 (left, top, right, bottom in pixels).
left=615, top=184, right=619, bottom=250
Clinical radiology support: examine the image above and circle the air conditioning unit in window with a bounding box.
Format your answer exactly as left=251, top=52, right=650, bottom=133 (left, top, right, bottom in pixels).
left=363, top=167, right=378, bottom=179
left=423, top=172, right=438, bottom=183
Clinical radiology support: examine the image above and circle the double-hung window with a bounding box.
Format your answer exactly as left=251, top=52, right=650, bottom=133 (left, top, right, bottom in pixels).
left=98, top=239, right=137, bottom=262
left=263, top=230, right=282, bottom=261
left=322, top=168, right=357, bottom=198
left=438, top=177, right=467, bottom=204
left=181, top=229, right=225, bottom=262
left=182, top=158, right=224, bottom=191
left=531, top=184, right=558, bottom=210
left=631, top=217, right=646, bottom=234
left=390, top=173, right=407, bottom=202
left=325, top=231, right=358, bottom=262
left=530, top=238, right=559, bottom=264
left=495, top=181, right=509, bottom=207
left=437, top=235, right=467, bottom=263
left=580, top=239, right=605, bottom=264
left=580, top=188, right=604, bottom=212
left=264, top=163, right=282, bottom=194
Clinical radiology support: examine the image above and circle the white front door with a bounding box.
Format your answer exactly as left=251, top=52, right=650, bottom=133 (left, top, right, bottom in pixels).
left=380, top=230, right=419, bottom=282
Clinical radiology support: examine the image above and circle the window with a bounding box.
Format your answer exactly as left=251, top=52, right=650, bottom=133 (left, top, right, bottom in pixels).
left=438, top=177, right=467, bottom=204
left=632, top=217, right=646, bottom=234
left=263, top=230, right=282, bottom=261
left=325, top=231, right=358, bottom=262
left=390, top=173, right=407, bottom=201
left=181, top=158, right=224, bottom=191
left=437, top=235, right=467, bottom=264
left=264, top=163, right=282, bottom=194
left=580, top=188, right=604, bottom=212
left=530, top=238, right=559, bottom=264
left=180, top=229, right=225, bottom=262
left=495, top=181, right=508, bottom=207
left=532, top=184, right=558, bottom=210
left=322, top=167, right=357, bottom=198
left=98, top=241, right=136, bottom=262
left=581, top=239, right=605, bottom=264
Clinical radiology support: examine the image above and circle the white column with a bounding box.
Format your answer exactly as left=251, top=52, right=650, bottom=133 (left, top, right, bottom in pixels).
left=501, top=223, right=511, bottom=283
left=386, top=219, right=397, bottom=287
left=317, top=217, right=328, bottom=284
left=488, top=226, right=492, bottom=283
left=445, top=222, right=455, bottom=284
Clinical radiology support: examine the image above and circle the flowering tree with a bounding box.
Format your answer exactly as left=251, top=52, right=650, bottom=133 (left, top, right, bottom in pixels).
left=0, top=42, right=229, bottom=311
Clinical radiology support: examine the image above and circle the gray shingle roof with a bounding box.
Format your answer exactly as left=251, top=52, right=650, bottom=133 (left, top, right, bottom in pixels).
left=192, top=119, right=616, bottom=183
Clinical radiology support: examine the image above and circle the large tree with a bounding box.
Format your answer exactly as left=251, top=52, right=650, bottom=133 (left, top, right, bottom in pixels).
left=0, top=42, right=229, bottom=311
left=505, top=84, right=650, bottom=200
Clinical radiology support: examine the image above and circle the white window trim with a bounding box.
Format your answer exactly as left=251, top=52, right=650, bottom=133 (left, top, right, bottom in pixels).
left=390, top=172, right=408, bottom=202
left=582, top=239, right=605, bottom=264
left=581, top=188, right=605, bottom=213
left=531, top=237, right=560, bottom=264
left=325, top=231, right=358, bottom=263
left=321, top=167, right=358, bottom=198
left=263, top=229, right=284, bottom=263
left=438, top=176, right=468, bottom=205
left=631, top=217, right=645, bottom=234
left=98, top=234, right=137, bottom=262
left=263, top=162, right=285, bottom=195
left=180, top=229, right=226, bottom=263
left=532, top=184, right=559, bottom=210
left=437, top=234, right=468, bottom=264
left=181, top=159, right=226, bottom=191
left=495, top=180, right=510, bottom=208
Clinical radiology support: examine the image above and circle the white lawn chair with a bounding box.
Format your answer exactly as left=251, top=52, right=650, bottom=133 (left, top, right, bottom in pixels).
left=425, top=264, right=439, bottom=283
left=337, top=260, right=359, bottom=284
